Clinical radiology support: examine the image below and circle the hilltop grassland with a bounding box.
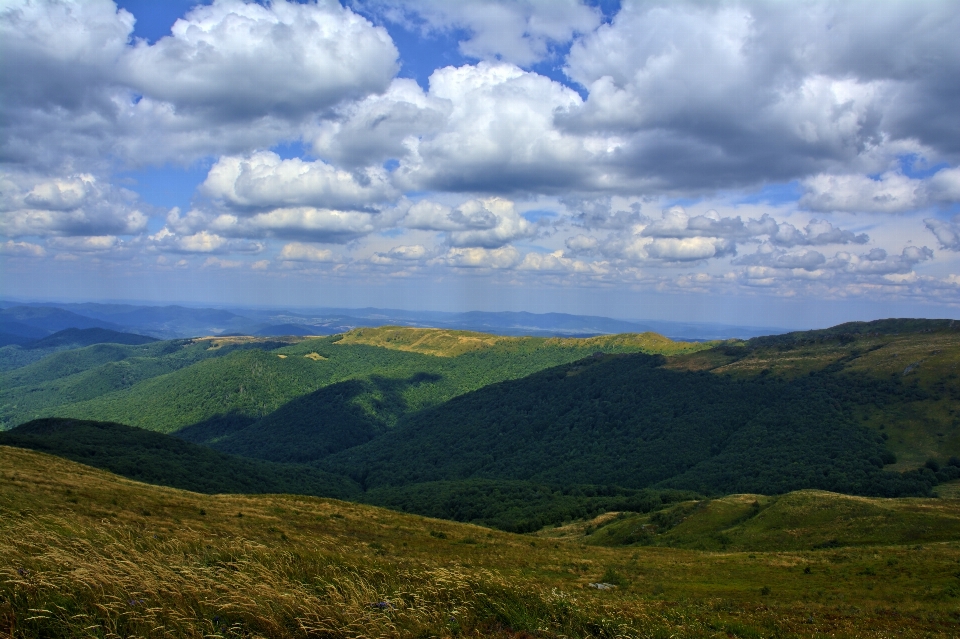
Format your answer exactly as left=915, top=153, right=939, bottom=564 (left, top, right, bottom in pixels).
left=337, top=326, right=713, bottom=357
left=4, top=447, right=960, bottom=638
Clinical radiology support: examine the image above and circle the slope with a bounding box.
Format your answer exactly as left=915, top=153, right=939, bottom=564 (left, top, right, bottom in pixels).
left=577, top=489, right=960, bottom=551
left=4, top=446, right=960, bottom=638
left=0, top=337, right=295, bottom=428
left=0, top=418, right=357, bottom=499
left=323, top=350, right=953, bottom=497
left=666, top=318, right=960, bottom=466
left=1, top=329, right=705, bottom=440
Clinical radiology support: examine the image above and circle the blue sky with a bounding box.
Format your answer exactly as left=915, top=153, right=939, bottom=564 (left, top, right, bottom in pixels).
left=2, top=0, right=959, bottom=328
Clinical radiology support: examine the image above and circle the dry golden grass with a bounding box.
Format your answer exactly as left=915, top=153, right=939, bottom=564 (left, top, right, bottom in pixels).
left=4, top=446, right=960, bottom=638
left=195, top=336, right=303, bottom=351
left=336, top=326, right=710, bottom=358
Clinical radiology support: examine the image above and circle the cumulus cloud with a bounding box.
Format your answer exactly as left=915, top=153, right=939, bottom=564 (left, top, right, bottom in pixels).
left=0, top=240, right=45, bottom=257
left=437, top=245, right=520, bottom=269
left=363, top=0, right=600, bottom=66
left=565, top=234, right=600, bottom=253
left=278, top=242, right=334, bottom=262
left=152, top=201, right=379, bottom=249
left=639, top=206, right=867, bottom=247
left=800, top=172, right=925, bottom=213
left=390, top=62, right=599, bottom=193
left=0, top=0, right=399, bottom=170
left=518, top=250, right=606, bottom=274
left=201, top=152, right=395, bottom=211
left=645, top=237, right=737, bottom=262
left=736, top=244, right=933, bottom=277
left=800, top=165, right=960, bottom=213
left=560, top=1, right=960, bottom=191
left=219, top=208, right=376, bottom=243
left=311, top=78, right=451, bottom=168
left=925, top=215, right=960, bottom=251
left=403, top=197, right=535, bottom=248
left=149, top=227, right=262, bottom=254
left=123, top=0, right=398, bottom=120
left=0, top=173, right=148, bottom=237
left=828, top=246, right=934, bottom=275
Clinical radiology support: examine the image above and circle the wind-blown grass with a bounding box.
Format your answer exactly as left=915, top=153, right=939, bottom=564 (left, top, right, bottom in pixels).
left=4, top=446, right=960, bottom=637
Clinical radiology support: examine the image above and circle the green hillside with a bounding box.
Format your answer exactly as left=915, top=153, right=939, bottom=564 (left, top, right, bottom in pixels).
left=0, top=418, right=358, bottom=499
left=4, top=446, right=960, bottom=638
left=323, top=347, right=956, bottom=497
left=667, top=318, right=960, bottom=466
left=3, top=319, right=960, bottom=531
left=0, top=337, right=296, bottom=428
left=1, top=328, right=707, bottom=443
left=0, top=417, right=701, bottom=532
left=575, top=489, right=960, bottom=552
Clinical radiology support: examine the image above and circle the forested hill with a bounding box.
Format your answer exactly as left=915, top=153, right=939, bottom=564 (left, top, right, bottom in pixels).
left=323, top=350, right=956, bottom=498
left=0, top=418, right=358, bottom=499
left=1, top=319, right=959, bottom=532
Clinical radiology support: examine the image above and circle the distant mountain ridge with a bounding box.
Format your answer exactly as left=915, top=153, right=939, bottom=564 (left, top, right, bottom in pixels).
left=0, top=299, right=787, bottom=341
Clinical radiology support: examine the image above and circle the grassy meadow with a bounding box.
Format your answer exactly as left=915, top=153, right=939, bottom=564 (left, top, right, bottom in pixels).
left=4, top=446, right=960, bottom=638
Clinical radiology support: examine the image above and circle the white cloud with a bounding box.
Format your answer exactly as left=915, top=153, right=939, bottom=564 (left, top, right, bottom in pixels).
left=0, top=240, right=45, bottom=257
left=623, top=206, right=869, bottom=262
left=401, top=201, right=465, bottom=232
left=734, top=244, right=827, bottom=271
left=565, top=234, right=599, bottom=253
left=926, top=215, right=960, bottom=251
left=216, top=207, right=376, bottom=243
left=927, top=167, right=960, bottom=202
left=149, top=227, right=262, bottom=254
left=518, top=250, right=605, bottom=274
left=391, top=62, right=600, bottom=194
left=735, top=244, right=933, bottom=278
left=800, top=172, right=925, bottom=214
left=278, top=242, right=334, bottom=262
left=311, top=78, right=451, bottom=168
left=0, top=173, right=148, bottom=237
left=123, top=0, right=397, bottom=120
left=402, top=197, right=534, bottom=248
left=364, top=0, right=600, bottom=66
left=828, top=246, right=934, bottom=275
left=438, top=245, right=521, bottom=269
left=1, top=0, right=399, bottom=171
left=559, top=1, right=960, bottom=191
left=645, top=237, right=736, bottom=262
left=201, top=152, right=395, bottom=211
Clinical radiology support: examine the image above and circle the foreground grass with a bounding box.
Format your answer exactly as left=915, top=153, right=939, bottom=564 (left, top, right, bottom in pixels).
left=3, top=447, right=960, bottom=638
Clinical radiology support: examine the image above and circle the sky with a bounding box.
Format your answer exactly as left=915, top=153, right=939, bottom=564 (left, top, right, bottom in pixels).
left=1, top=0, right=959, bottom=329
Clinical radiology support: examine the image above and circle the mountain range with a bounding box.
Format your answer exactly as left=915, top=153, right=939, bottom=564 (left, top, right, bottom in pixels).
left=0, top=299, right=786, bottom=342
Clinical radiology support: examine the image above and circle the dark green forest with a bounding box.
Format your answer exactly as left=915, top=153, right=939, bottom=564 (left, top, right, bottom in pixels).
left=0, top=418, right=358, bottom=499
left=323, top=352, right=955, bottom=497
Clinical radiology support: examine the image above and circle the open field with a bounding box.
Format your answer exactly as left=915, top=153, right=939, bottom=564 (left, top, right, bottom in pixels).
left=3, top=446, right=960, bottom=638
